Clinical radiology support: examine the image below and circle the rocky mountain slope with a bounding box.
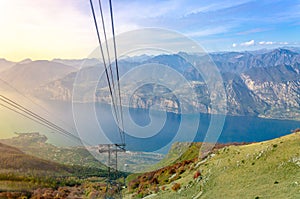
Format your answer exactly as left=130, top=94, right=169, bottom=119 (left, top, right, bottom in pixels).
left=1, top=48, right=300, bottom=120
left=0, top=59, right=15, bottom=73
left=0, top=59, right=76, bottom=92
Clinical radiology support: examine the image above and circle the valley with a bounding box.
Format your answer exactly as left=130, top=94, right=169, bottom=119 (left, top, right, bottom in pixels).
left=1, top=130, right=298, bottom=198
left=1, top=0, right=300, bottom=198
left=1, top=47, right=300, bottom=198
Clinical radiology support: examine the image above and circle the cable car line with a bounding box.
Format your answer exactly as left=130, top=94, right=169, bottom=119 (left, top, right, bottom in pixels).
left=89, top=0, right=124, bottom=146
left=0, top=102, right=68, bottom=138
left=98, top=0, right=117, bottom=99
left=0, top=77, right=78, bottom=135
left=98, top=0, right=123, bottom=144
left=0, top=95, right=86, bottom=144
left=108, top=0, right=125, bottom=146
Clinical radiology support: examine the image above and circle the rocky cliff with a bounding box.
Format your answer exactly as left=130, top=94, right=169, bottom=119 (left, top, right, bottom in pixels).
left=16, top=48, right=300, bottom=120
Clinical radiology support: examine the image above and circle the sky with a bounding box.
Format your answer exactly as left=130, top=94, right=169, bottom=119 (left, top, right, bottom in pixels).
left=0, top=0, right=300, bottom=61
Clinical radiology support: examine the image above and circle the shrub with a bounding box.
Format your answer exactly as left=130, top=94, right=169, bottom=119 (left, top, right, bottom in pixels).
left=150, top=177, right=159, bottom=184
left=193, top=170, right=201, bottom=179
left=128, top=179, right=140, bottom=191
left=171, top=183, right=181, bottom=191
left=169, top=168, right=176, bottom=174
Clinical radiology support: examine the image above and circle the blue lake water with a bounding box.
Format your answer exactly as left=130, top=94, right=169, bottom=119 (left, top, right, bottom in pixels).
left=71, top=102, right=300, bottom=153
left=3, top=100, right=299, bottom=154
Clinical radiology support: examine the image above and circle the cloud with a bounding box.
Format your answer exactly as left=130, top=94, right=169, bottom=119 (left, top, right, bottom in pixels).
left=278, top=42, right=289, bottom=45
left=259, top=41, right=274, bottom=45
left=1, top=0, right=299, bottom=59
left=0, top=0, right=94, bottom=61
left=184, top=0, right=254, bottom=16
left=240, top=40, right=255, bottom=46
left=237, top=28, right=270, bottom=35
left=232, top=40, right=291, bottom=48
left=258, top=41, right=289, bottom=45
left=185, top=26, right=231, bottom=37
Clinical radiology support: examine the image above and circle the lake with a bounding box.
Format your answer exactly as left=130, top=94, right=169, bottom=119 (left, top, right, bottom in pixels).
left=1, top=100, right=300, bottom=154
left=74, top=102, right=300, bottom=153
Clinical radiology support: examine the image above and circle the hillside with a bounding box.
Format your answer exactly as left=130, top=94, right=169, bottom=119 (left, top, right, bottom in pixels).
left=0, top=142, right=105, bottom=192
left=0, top=59, right=15, bottom=73
left=0, top=133, right=117, bottom=193
left=125, top=130, right=300, bottom=198
left=2, top=48, right=300, bottom=120
left=0, top=133, right=107, bottom=170
left=31, top=48, right=300, bottom=120
left=0, top=142, right=122, bottom=198
left=0, top=60, right=76, bottom=92
left=0, top=142, right=71, bottom=174
left=0, top=140, right=109, bottom=178
left=0, top=132, right=163, bottom=173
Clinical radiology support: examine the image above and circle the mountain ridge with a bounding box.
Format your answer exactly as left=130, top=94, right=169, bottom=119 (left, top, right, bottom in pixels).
left=0, top=60, right=76, bottom=92
left=1, top=47, right=300, bottom=120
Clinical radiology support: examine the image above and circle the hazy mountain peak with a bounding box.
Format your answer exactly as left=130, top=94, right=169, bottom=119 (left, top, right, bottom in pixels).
left=0, top=58, right=15, bottom=72
left=18, top=58, right=32, bottom=64
left=52, top=58, right=100, bottom=69
left=0, top=59, right=77, bottom=91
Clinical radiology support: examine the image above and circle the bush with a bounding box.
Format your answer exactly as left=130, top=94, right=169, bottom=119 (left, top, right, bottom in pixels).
left=171, top=183, right=181, bottom=191
left=193, top=170, right=201, bottom=179
left=128, top=179, right=140, bottom=191
left=169, top=168, right=176, bottom=175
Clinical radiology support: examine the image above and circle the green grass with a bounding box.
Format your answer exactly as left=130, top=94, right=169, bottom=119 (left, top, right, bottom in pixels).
left=0, top=142, right=109, bottom=192
left=126, top=132, right=300, bottom=199
left=149, top=142, right=198, bottom=171
left=0, top=133, right=106, bottom=170
left=198, top=133, right=300, bottom=199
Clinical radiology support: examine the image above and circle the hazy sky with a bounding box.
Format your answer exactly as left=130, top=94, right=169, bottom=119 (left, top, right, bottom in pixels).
left=1, top=0, right=300, bottom=61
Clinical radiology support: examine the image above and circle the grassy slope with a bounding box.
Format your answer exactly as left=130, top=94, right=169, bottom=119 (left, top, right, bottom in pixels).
left=0, top=133, right=163, bottom=173
left=0, top=141, right=109, bottom=192
left=198, top=132, right=300, bottom=199
left=0, top=142, right=70, bottom=173
left=0, top=133, right=106, bottom=169
left=0, top=141, right=127, bottom=198
left=126, top=132, right=300, bottom=199
left=125, top=142, right=201, bottom=187
left=0, top=142, right=73, bottom=191
left=150, top=142, right=193, bottom=170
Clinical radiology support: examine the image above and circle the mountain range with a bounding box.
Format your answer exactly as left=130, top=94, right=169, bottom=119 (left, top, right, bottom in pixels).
left=1, top=47, right=300, bottom=120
